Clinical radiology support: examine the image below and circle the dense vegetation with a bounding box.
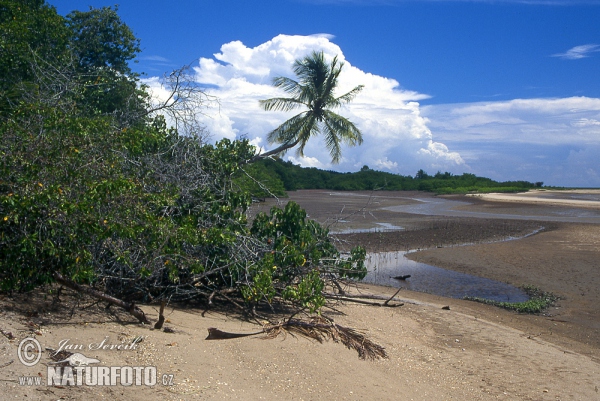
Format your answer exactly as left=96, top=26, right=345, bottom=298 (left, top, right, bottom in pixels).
left=241, top=159, right=539, bottom=197
left=0, top=0, right=366, bottom=321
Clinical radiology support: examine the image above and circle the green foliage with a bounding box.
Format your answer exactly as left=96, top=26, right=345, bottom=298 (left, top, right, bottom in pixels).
left=282, top=270, right=325, bottom=313
left=0, top=2, right=367, bottom=316
left=0, top=1, right=147, bottom=125
left=250, top=201, right=365, bottom=312
left=0, top=0, right=71, bottom=113
left=251, top=159, right=537, bottom=194
left=234, top=162, right=287, bottom=199
left=464, top=286, right=558, bottom=314
left=336, top=246, right=367, bottom=280
left=65, top=6, right=147, bottom=124
left=66, top=6, right=140, bottom=74
left=0, top=100, right=166, bottom=291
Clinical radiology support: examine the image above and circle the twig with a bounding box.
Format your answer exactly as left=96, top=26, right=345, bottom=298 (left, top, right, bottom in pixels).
left=0, top=360, right=14, bottom=369
left=0, top=329, right=15, bottom=340
left=384, top=288, right=402, bottom=306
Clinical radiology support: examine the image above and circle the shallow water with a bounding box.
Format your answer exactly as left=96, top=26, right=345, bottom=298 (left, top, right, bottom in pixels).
left=383, top=196, right=600, bottom=223
left=363, top=251, right=529, bottom=303
left=331, top=222, right=404, bottom=234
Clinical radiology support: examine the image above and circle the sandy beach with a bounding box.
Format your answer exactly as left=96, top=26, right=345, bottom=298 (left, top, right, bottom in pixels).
left=1, top=189, right=599, bottom=400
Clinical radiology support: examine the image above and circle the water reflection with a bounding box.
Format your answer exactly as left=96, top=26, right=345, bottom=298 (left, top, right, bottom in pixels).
left=331, top=222, right=404, bottom=234
left=383, top=196, right=600, bottom=223
left=363, top=251, right=529, bottom=303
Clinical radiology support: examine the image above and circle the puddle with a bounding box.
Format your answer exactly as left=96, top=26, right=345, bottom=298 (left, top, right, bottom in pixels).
left=331, top=222, right=404, bottom=235
left=362, top=251, right=529, bottom=303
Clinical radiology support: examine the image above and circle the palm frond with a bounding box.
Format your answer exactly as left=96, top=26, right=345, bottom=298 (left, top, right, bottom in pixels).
left=334, top=84, right=364, bottom=105
left=204, top=317, right=387, bottom=360
left=263, top=317, right=388, bottom=360
left=319, top=111, right=363, bottom=163
left=322, top=55, right=342, bottom=100
left=323, top=110, right=363, bottom=145
left=321, top=119, right=342, bottom=163
left=294, top=51, right=328, bottom=89
left=266, top=112, right=309, bottom=144
left=297, top=84, right=318, bottom=106
left=272, top=76, right=302, bottom=96
left=295, top=114, right=319, bottom=157
left=259, top=97, right=305, bottom=112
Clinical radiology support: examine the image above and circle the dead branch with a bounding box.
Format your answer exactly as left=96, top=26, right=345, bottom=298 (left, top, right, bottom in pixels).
left=53, top=272, right=150, bottom=324
left=384, top=288, right=403, bottom=306
left=324, top=292, right=404, bottom=307
left=154, top=301, right=166, bottom=329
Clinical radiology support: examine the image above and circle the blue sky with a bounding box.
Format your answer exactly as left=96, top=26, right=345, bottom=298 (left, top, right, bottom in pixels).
left=51, top=0, right=600, bottom=187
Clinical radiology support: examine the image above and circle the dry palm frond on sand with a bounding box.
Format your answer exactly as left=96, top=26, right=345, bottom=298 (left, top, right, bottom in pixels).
left=206, top=317, right=387, bottom=360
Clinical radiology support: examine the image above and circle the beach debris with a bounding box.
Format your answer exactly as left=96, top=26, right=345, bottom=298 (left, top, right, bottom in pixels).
left=53, top=272, right=149, bottom=324
left=324, top=287, right=404, bottom=307
left=205, top=328, right=263, bottom=340
left=0, top=328, right=15, bottom=340
left=0, top=360, right=14, bottom=369
left=442, top=305, right=451, bottom=310
left=49, top=353, right=100, bottom=367
left=206, top=317, right=388, bottom=360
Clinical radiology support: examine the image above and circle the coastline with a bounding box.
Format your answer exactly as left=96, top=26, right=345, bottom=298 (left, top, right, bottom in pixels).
left=2, top=189, right=599, bottom=400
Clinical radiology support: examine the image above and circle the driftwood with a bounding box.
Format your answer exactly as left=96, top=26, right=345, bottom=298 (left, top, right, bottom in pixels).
left=324, top=287, right=404, bottom=307
left=206, top=327, right=264, bottom=340
left=205, top=317, right=387, bottom=360
left=53, top=272, right=150, bottom=324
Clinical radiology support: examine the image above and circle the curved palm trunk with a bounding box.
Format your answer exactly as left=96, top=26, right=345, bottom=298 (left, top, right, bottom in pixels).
left=247, top=137, right=301, bottom=163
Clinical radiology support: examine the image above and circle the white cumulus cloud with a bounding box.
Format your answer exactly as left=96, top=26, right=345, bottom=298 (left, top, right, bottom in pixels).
left=422, top=97, right=600, bottom=186
left=180, top=34, right=464, bottom=176
left=144, top=34, right=600, bottom=187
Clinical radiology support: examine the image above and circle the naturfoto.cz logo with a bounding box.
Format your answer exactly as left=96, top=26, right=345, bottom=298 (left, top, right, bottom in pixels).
left=17, top=337, right=174, bottom=387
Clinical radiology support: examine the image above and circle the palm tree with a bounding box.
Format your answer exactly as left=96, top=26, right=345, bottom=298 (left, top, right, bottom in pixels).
left=255, top=51, right=364, bottom=163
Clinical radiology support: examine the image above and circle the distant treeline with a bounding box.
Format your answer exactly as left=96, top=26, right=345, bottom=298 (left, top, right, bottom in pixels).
left=236, top=159, right=541, bottom=198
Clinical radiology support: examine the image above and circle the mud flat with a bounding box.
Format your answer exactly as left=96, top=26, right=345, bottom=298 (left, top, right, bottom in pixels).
left=258, top=190, right=600, bottom=353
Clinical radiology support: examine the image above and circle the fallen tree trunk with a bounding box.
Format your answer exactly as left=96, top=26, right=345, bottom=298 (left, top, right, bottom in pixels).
left=53, top=272, right=150, bottom=324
